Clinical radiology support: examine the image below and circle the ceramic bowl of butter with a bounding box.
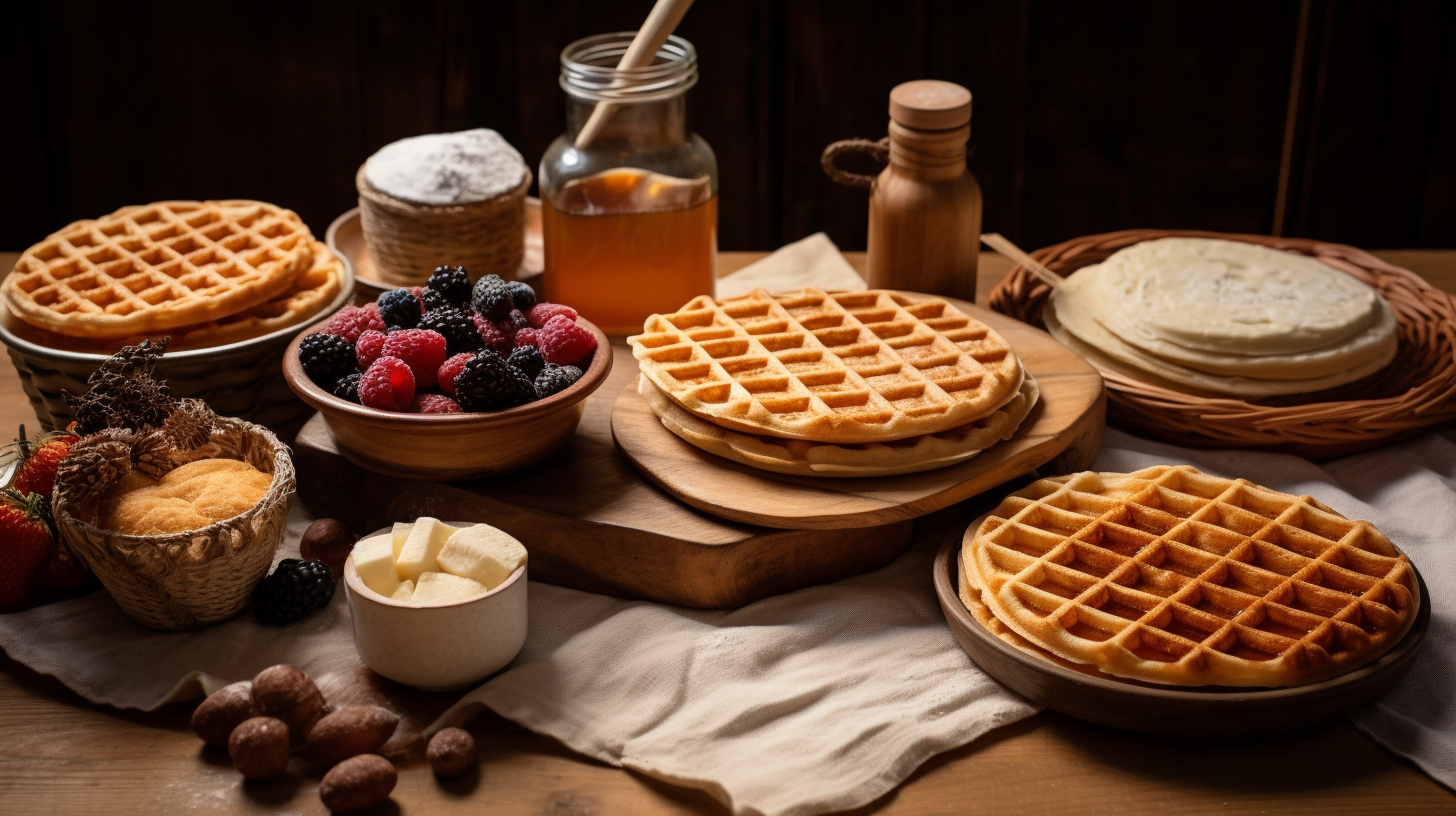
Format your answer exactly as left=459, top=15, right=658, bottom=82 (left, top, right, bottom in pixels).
left=342, top=519, right=528, bottom=691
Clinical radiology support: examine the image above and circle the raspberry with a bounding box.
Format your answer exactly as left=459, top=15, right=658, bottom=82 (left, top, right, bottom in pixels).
left=493, top=318, right=516, bottom=344
left=453, top=351, right=536, bottom=411
left=377, top=289, right=423, bottom=329
left=527, top=302, right=578, bottom=328
left=507, top=280, right=536, bottom=311
left=359, top=357, right=415, bottom=411
left=471, top=274, right=514, bottom=319
left=507, top=345, right=545, bottom=379
left=413, top=394, right=463, bottom=414
left=437, top=353, right=474, bottom=397
left=324, top=305, right=386, bottom=343
left=513, top=327, right=539, bottom=348
left=419, top=308, right=485, bottom=357
left=471, top=313, right=513, bottom=355
left=382, top=329, right=448, bottom=387
left=538, top=315, right=597, bottom=365
left=332, top=372, right=362, bottom=403
left=534, top=364, right=584, bottom=398
left=355, top=329, right=387, bottom=369
left=426, top=265, right=472, bottom=307
left=299, top=333, right=357, bottom=389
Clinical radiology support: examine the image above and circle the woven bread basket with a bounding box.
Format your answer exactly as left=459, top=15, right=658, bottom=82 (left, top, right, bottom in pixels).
left=988, top=229, right=1456, bottom=457
left=52, top=416, right=296, bottom=631
left=356, top=164, right=530, bottom=287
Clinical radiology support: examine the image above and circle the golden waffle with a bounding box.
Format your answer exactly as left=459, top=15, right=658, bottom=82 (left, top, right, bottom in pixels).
left=4, top=200, right=313, bottom=339
left=638, top=373, right=1038, bottom=477
left=628, top=288, right=1025, bottom=444
left=963, top=465, right=1419, bottom=687
left=164, top=239, right=343, bottom=347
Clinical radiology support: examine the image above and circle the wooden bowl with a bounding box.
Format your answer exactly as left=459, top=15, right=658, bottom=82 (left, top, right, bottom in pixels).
left=932, top=536, right=1429, bottom=737
left=282, top=317, right=612, bottom=480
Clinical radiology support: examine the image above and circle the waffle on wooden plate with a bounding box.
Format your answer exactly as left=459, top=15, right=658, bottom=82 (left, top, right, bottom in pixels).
left=639, top=373, right=1039, bottom=478
left=961, top=465, right=1420, bottom=687
left=628, top=287, right=1025, bottom=445
left=4, top=200, right=314, bottom=339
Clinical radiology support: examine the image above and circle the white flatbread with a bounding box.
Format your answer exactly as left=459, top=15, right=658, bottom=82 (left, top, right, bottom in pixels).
left=1095, top=238, right=1381, bottom=355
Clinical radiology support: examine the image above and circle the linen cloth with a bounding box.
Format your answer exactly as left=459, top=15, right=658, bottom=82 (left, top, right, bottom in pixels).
left=0, top=238, right=1452, bottom=814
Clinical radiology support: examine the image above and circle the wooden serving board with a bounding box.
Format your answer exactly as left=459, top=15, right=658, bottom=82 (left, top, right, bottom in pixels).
left=932, top=537, right=1429, bottom=737
left=293, top=341, right=915, bottom=609
left=612, top=295, right=1107, bottom=529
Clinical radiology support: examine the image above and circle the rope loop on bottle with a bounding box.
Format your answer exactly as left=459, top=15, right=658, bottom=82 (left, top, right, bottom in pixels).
left=821, top=138, right=889, bottom=188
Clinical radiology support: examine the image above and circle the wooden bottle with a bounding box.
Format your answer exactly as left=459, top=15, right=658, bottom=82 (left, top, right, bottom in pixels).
left=825, top=81, right=982, bottom=300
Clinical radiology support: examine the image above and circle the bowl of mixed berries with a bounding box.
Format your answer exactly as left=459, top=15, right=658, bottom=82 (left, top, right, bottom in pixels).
left=283, top=266, right=611, bottom=479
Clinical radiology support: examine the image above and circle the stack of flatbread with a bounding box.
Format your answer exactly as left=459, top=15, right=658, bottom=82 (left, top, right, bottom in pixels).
left=1043, top=238, right=1397, bottom=397
left=627, top=287, right=1039, bottom=478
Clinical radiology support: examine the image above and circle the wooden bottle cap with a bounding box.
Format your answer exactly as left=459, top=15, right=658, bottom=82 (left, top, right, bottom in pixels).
left=889, top=80, right=972, bottom=131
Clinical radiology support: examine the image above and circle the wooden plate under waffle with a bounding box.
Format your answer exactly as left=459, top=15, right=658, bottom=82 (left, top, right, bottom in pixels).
left=932, top=532, right=1429, bottom=737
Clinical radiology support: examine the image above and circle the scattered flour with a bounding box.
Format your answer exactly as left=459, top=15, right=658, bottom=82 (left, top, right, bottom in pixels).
left=364, top=128, right=527, bottom=206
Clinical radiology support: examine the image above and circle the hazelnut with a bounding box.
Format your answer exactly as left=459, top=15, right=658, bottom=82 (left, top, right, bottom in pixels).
left=251, top=664, right=326, bottom=743
left=301, top=519, right=357, bottom=577
left=191, top=681, right=253, bottom=748
left=319, top=754, right=396, bottom=813
left=304, top=705, right=399, bottom=767
left=426, top=727, right=476, bottom=778
left=228, top=716, right=290, bottom=781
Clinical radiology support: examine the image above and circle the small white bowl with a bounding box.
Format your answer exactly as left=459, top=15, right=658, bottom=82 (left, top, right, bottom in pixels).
left=342, top=523, right=527, bottom=691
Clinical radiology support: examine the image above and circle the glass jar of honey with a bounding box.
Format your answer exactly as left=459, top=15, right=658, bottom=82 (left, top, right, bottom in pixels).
left=540, top=32, right=718, bottom=334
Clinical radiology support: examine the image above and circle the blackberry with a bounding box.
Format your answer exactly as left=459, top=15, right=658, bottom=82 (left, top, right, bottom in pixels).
left=453, top=350, right=537, bottom=411
left=507, top=309, right=531, bottom=333
left=534, top=364, right=584, bottom=398
left=507, top=345, right=545, bottom=379
left=421, top=287, right=452, bottom=313
left=298, top=333, right=357, bottom=389
left=419, top=308, right=486, bottom=357
left=507, top=280, right=536, bottom=311
left=426, top=265, right=472, bottom=307
left=470, top=274, right=514, bottom=320
left=253, top=559, right=336, bottom=625
left=377, top=288, right=422, bottom=329
left=332, top=372, right=362, bottom=403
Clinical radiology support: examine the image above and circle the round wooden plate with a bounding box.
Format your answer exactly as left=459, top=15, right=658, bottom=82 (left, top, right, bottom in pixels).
left=932, top=534, right=1430, bottom=737
left=610, top=293, right=1107, bottom=530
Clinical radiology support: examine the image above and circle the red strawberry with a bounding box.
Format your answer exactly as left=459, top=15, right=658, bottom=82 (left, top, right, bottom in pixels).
left=8, top=432, right=78, bottom=499
left=0, top=489, right=54, bottom=612
left=32, top=535, right=94, bottom=596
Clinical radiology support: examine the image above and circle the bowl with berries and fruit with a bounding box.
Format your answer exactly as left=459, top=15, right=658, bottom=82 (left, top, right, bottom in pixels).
left=283, top=266, right=611, bottom=479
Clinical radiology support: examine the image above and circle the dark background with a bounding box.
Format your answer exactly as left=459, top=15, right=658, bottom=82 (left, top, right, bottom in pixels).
left=2, top=0, right=1452, bottom=254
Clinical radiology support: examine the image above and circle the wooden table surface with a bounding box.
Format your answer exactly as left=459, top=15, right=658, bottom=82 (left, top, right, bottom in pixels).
left=1, top=249, right=1454, bottom=815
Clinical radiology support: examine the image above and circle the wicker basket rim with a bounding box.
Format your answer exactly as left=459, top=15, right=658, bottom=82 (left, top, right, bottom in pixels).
left=53, top=416, right=295, bottom=548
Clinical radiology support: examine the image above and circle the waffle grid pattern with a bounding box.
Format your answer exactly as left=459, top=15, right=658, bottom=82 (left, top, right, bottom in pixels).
left=5, top=200, right=312, bottom=339
left=628, top=287, right=1024, bottom=443
left=966, top=465, right=1419, bottom=687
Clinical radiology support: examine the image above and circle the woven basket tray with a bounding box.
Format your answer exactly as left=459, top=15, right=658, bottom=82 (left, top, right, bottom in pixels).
left=52, top=416, right=295, bottom=631
left=988, top=228, right=1456, bottom=457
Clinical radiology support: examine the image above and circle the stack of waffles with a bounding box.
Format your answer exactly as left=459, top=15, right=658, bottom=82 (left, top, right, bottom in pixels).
left=960, top=465, right=1421, bottom=687
left=3, top=200, right=342, bottom=349
left=627, top=287, right=1038, bottom=477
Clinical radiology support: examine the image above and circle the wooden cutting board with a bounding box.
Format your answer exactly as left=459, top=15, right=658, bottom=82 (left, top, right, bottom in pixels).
left=292, top=341, right=916, bottom=609
left=612, top=295, right=1107, bottom=529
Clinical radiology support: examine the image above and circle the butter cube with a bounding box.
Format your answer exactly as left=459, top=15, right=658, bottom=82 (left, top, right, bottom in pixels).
left=390, top=521, right=415, bottom=560
left=353, top=534, right=402, bottom=598
left=395, top=517, right=457, bottom=581
left=436, top=525, right=527, bottom=590
left=391, top=579, right=415, bottom=602
left=412, top=571, right=488, bottom=604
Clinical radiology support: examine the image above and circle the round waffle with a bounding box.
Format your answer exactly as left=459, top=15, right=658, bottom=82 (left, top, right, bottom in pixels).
left=627, top=287, right=1025, bottom=444
left=638, top=373, right=1039, bottom=477
left=4, top=200, right=314, bottom=339
left=963, top=465, right=1419, bottom=687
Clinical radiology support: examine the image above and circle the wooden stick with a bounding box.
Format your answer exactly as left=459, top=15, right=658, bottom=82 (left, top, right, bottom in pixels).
left=574, top=0, right=696, bottom=149
left=981, top=233, right=1065, bottom=290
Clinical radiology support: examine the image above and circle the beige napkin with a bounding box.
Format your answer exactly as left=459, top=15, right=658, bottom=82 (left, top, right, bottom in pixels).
left=716, top=232, right=866, bottom=298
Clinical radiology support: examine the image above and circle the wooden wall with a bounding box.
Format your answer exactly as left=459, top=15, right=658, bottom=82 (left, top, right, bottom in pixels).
left=1, top=0, right=1452, bottom=254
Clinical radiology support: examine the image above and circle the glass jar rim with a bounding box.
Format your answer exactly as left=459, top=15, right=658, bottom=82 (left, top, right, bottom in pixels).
left=559, top=32, right=699, bottom=103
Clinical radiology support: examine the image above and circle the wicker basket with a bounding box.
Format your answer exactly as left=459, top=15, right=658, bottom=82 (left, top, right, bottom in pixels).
left=52, top=416, right=296, bottom=631
left=356, top=165, right=530, bottom=287
left=988, top=229, right=1456, bottom=458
